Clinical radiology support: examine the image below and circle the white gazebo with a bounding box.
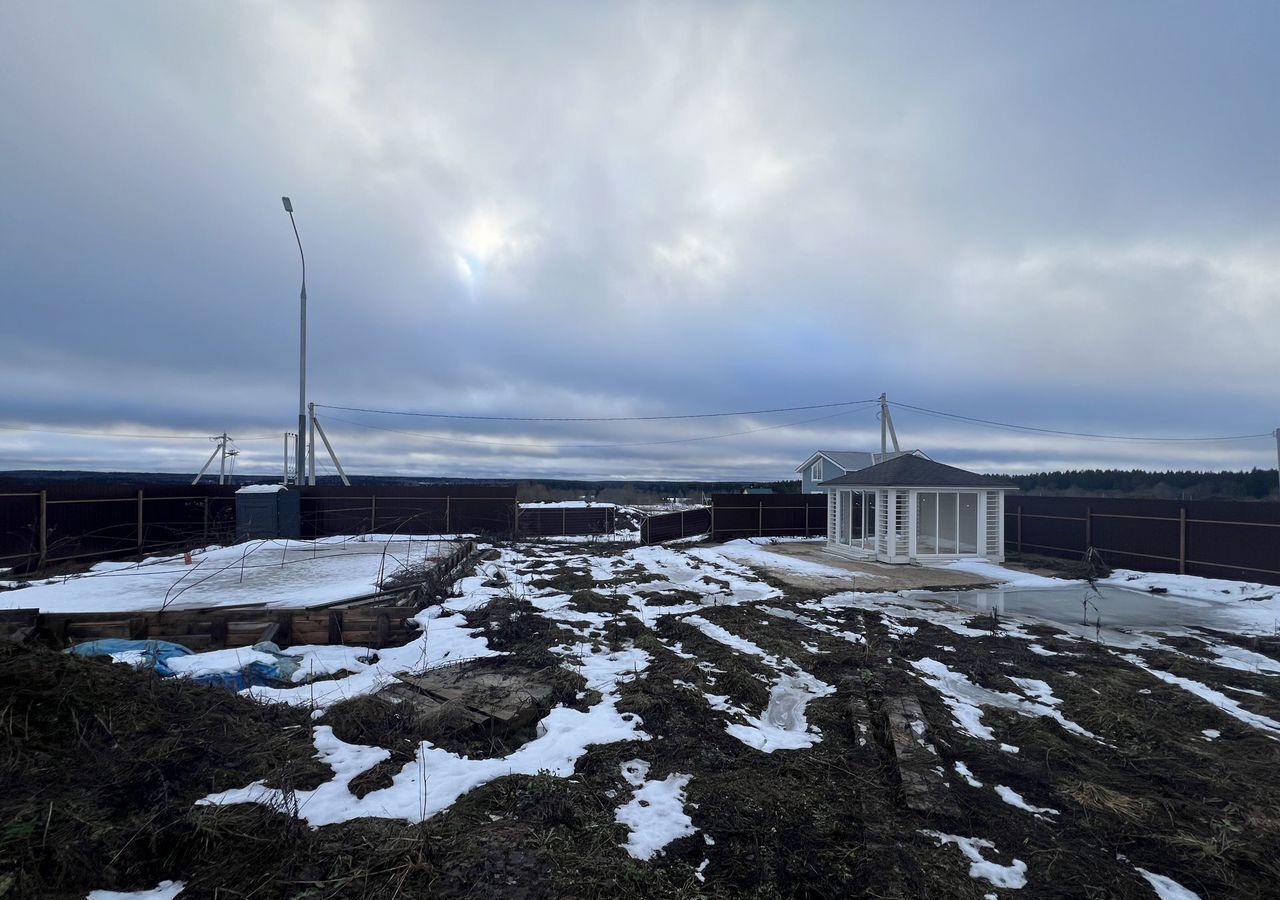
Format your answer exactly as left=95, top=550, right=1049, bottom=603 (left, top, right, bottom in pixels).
left=819, top=455, right=1016, bottom=565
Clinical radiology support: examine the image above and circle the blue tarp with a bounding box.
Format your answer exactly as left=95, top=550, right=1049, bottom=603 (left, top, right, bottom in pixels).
left=67, top=638, right=192, bottom=677
left=67, top=639, right=300, bottom=688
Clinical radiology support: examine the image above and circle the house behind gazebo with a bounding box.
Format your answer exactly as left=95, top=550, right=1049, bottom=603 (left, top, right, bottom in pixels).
left=820, top=455, right=1016, bottom=564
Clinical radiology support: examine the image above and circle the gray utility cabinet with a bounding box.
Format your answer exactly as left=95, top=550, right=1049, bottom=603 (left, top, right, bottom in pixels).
left=234, top=486, right=302, bottom=540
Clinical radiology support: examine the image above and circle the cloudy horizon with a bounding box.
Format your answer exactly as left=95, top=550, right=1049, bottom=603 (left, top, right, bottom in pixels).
left=3, top=1, right=1278, bottom=481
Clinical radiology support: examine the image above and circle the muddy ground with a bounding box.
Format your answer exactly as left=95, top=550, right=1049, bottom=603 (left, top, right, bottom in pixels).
left=3, top=539, right=1279, bottom=899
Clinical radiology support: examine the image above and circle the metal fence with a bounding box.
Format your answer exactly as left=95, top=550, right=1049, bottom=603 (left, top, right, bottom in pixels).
left=1006, top=495, right=1280, bottom=585
left=640, top=507, right=712, bottom=544
left=301, top=485, right=518, bottom=538
left=0, top=484, right=520, bottom=573
left=0, top=484, right=240, bottom=571
left=518, top=505, right=616, bottom=537
left=708, top=494, right=828, bottom=542
left=0, top=483, right=645, bottom=572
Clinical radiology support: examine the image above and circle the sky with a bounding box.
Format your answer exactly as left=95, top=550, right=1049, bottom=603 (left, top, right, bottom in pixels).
left=1, top=0, right=1278, bottom=482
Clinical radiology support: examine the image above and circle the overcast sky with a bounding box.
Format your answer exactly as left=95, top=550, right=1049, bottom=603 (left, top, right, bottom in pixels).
left=2, top=1, right=1278, bottom=481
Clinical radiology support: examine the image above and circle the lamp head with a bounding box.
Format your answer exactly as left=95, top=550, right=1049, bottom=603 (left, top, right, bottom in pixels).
left=281, top=196, right=293, bottom=213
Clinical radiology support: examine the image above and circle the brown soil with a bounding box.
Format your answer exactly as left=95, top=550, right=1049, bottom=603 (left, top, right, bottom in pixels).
left=6, top=541, right=1280, bottom=899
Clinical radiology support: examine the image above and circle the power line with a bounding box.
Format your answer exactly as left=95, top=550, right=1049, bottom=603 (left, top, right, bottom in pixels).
left=320, top=405, right=873, bottom=451
left=315, top=398, right=880, bottom=422
left=891, top=401, right=1273, bottom=443
left=0, top=423, right=279, bottom=441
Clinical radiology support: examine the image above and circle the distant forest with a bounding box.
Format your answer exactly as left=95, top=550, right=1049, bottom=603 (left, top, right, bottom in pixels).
left=0, top=469, right=1275, bottom=501
left=1002, top=468, right=1279, bottom=501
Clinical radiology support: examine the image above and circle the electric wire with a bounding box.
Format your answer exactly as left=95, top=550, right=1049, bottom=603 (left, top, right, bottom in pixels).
left=319, top=405, right=874, bottom=451
left=890, top=401, right=1273, bottom=444
left=315, top=398, right=880, bottom=422
left=0, top=423, right=279, bottom=441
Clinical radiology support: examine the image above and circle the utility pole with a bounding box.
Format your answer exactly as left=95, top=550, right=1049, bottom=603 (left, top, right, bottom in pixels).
left=218, top=432, right=229, bottom=485
left=282, top=197, right=307, bottom=486
left=1274, top=428, right=1279, bottom=499
left=879, top=393, right=900, bottom=456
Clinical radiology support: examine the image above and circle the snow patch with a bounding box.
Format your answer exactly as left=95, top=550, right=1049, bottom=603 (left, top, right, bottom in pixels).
left=922, top=831, right=1027, bottom=889
left=1135, top=868, right=1202, bottom=900
left=614, top=764, right=697, bottom=860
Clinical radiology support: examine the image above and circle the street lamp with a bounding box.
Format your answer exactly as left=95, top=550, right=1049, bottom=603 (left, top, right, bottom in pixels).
left=282, top=196, right=306, bottom=485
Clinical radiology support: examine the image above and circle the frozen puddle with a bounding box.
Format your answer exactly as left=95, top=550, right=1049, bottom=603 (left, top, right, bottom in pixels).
left=615, top=760, right=697, bottom=860
left=684, top=615, right=835, bottom=751
left=910, top=657, right=1098, bottom=744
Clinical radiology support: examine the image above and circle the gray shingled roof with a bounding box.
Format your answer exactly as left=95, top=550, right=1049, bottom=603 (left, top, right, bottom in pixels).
left=797, top=450, right=918, bottom=474
left=820, top=455, right=1018, bottom=489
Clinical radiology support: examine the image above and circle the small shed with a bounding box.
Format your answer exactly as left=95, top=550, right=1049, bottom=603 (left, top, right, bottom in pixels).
left=235, top=484, right=301, bottom=540
left=819, top=456, right=1016, bottom=564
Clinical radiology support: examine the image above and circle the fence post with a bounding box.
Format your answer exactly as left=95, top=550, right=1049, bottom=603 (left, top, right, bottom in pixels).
left=758, top=501, right=763, bottom=537
left=202, top=497, right=209, bottom=543
left=680, top=509, right=686, bottom=539
left=1179, top=507, right=1187, bottom=575
left=710, top=502, right=715, bottom=540
left=805, top=501, right=810, bottom=537
left=370, top=496, right=377, bottom=533
left=38, top=490, right=48, bottom=570
left=1085, top=506, right=1092, bottom=548
left=1016, top=506, right=1023, bottom=554
left=136, top=489, right=145, bottom=556
left=562, top=507, right=567, bottom=536
left=446, top=495, right=451, bottom=534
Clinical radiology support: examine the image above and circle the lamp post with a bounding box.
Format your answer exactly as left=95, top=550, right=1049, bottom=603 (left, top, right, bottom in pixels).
left=282, top=196, right=306, bottom=485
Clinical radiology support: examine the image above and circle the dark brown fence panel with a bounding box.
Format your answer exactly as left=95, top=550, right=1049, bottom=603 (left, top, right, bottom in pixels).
left=709, top=494, right=827, bottom=542
left=518, top=506, right=616, bottom=537
left=298, top=485, right=518, bottom=539
left=640, top=507, right=712, bottom=544
left=0, top=483, right=240, bottom=571
left=1006, top=495, right=1280, bottom=585
left=0, top=483, right=517, bottom=573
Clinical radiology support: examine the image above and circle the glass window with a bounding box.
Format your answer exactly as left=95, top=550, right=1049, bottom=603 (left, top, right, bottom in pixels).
left=959, top=493, right=979, bottom=553
left=838, top=491, right=850, bottom=543
left=864, top=491, right=877, bottom=547
left=938, top=492, right=958, bottom=553
left=812, top=460, right=822, bottom=482
left=850, top=492, right=863, bottom=542
left=916, top=492, right=938, bottom=554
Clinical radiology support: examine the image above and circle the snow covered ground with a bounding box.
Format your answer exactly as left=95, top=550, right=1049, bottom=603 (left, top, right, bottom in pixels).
left=70, top=536, right=1279, bottom=896
left=1, top=535, right=462, bottom=613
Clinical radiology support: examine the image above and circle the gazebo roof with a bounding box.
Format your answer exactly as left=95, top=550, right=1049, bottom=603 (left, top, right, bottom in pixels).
left=820, top=455, right=1018, bottom=489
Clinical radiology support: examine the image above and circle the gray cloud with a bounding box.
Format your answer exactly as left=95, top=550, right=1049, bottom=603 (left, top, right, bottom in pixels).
left=2, top=1, right=1278, bottom=480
